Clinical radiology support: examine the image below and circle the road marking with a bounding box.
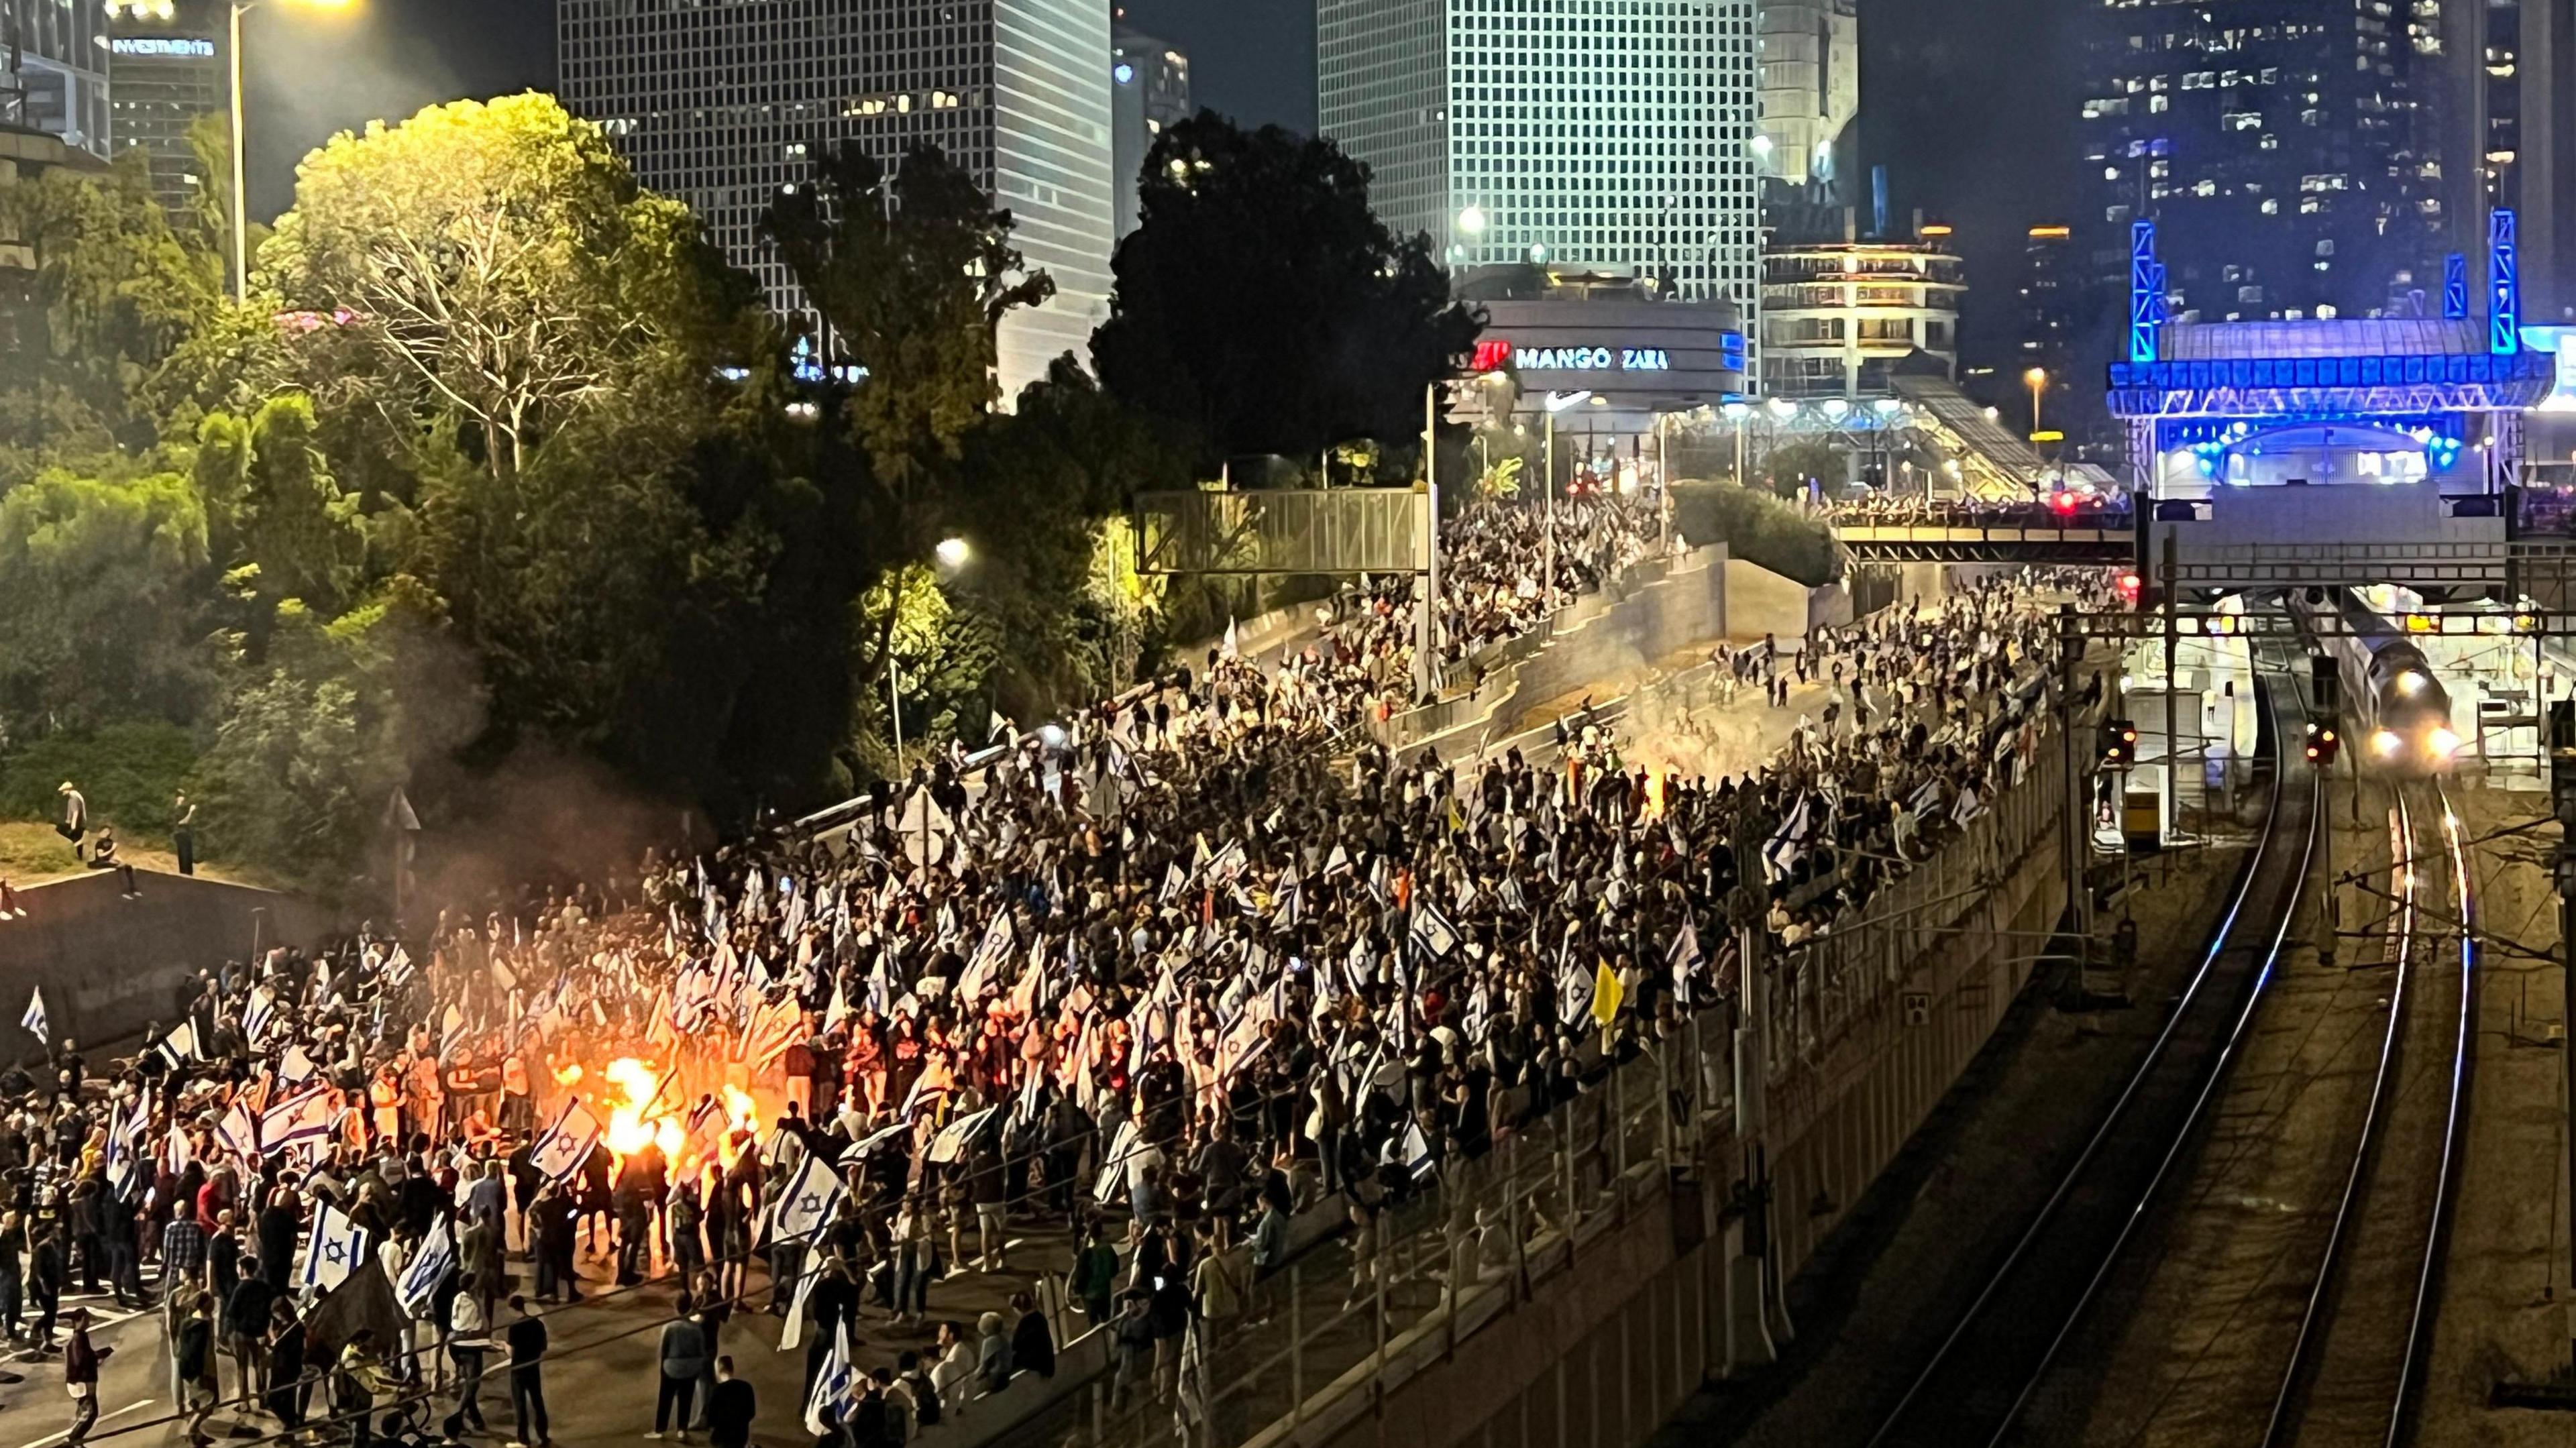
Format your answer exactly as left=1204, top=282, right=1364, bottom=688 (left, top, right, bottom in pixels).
left=17, top=1396, right=156, bottom=1448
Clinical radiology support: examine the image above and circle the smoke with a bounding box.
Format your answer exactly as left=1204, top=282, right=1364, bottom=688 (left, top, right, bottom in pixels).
left=405, top=740, right=697, bottom=926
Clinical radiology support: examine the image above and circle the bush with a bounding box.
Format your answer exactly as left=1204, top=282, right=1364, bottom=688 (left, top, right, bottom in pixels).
left=0, top=720, right=199, bottom=840
left=1671, top=480, right=1841, bottom=588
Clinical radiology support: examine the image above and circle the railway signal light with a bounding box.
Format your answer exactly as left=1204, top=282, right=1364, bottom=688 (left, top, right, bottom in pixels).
left=2100, top=718, right=2137, bottom=769
left=2304, top=718, right=2340, bottom=767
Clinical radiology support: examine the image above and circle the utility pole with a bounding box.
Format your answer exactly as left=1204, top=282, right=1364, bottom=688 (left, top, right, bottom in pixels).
left=2058, top=604, right=2092, bottom=960
left=2551, top=699, right=2576, bottom=1366
left=1544, top=410, right=1558, bottom=612
left=2161, top=531, right=2180, bottom=862
left=1417, top=380, right=1443, bottom=702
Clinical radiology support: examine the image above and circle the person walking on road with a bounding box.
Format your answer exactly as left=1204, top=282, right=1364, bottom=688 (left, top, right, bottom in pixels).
left=62, top=1309, right=103, bottom=1445
left=504, top=1295, right=549, bottom=1448
left=176, top=1292, right=219, bottom=1447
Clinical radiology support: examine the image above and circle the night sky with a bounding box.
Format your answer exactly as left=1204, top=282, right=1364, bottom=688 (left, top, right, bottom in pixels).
left=244, top=0, right=2069, bottom=365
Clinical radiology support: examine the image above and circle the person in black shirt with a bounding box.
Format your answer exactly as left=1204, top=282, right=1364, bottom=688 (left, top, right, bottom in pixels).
left=705, top=1357, right=755, bottom=1448
left=504, top=1295, right=549, bottom=1448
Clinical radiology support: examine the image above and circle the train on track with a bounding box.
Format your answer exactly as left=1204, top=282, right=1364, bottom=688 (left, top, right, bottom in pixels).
left=2287, top=586, right=2459, bottom=777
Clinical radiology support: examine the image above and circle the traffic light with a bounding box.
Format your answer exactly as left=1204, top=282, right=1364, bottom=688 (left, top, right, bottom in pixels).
left=2304, top=717, right=2341, bottom=767
left=2310, top=652, right=2341, bottom=714
left=2101, top=718, right=2138, bottom=769
left=2117, top=572, right=2142, bottom=608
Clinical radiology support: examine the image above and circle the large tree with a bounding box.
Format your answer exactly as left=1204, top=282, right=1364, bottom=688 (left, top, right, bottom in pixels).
left=1090, top=115, right=1480, bottom=471
left=260, top=93, right=751, bottom=480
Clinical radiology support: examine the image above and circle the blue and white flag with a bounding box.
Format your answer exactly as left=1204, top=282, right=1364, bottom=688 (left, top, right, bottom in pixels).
left=299, top=1203, right=368, bottom=1295
left=260, top=1083, right=337, bottom=1156
left=769, top=1150, right=848, bottom=1248
left=530, top=1099, right=604, bottom=1183
left=1407, top=903, right=1461, bottom=962
left=19, top=987, right=45, bottom=1046
left=242, top=987, right=276, bottom=1049
left=1761, top=793, right=1818, bottom=882
left=214, top=1098, right=260, bottom=1162
left=394, top=1216, right=455, bottom=1316
left=802, top=1325, right=857, bottom=1436
left=1668, top=921, right=1706, bottom=997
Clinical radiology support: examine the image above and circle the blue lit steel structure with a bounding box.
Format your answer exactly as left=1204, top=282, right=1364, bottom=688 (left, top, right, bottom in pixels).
left=2129, top=221, right=2162, bottom=366
left=2491, top=210, right=2521, bottom=357
left=2443, top=254, right=2469, bottom=323
left=2110, top=213, right=2555, bottom=558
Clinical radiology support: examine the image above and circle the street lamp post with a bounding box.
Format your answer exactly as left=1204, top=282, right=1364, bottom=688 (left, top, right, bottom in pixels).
left=223, top=0, right=354, bottom=302
left=2025, top=366, right=2048, bottom=437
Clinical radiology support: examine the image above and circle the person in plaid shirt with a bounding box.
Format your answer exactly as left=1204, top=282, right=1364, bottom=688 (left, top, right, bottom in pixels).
left=160, top=1213, right=207, bottom=1396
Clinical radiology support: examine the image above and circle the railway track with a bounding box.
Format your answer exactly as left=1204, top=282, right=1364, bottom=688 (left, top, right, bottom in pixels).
left=2259, top=779, right=2475, bottom=1448
left=1864, top=669, right=2318, bottom=1448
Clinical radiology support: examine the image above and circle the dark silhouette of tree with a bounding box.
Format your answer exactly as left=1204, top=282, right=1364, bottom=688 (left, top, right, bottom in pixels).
left=1091, top=115, right=1479, bottom=474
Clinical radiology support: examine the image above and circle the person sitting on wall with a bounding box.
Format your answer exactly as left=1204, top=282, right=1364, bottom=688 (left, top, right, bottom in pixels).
left=83, top=832, right=140, bottom=900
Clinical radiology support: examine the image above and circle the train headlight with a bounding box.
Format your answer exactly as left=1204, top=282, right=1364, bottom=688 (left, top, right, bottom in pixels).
left=2428, top=727, right=2461, bottom=759
left=2395, top=670, right=2426, bottom=698
left=2371, top=728, right=2402, bottom=758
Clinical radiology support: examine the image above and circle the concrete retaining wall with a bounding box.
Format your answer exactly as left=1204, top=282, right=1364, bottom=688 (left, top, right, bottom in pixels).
left=1384, top=545, right=1734, bottom=760
left=0, top=869, right=339, bottom=1047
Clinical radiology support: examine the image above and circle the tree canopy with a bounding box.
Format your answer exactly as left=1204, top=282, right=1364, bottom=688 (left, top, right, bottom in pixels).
left=1091, top=115, right=1480, bottom=474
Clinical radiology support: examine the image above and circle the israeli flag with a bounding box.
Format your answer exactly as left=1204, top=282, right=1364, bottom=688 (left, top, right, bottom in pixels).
left=394, top=1216, right=455, bottom=1316
left=529, top=1099, right=605, bottom=1183
left=1761, top=793, right=1818, bottom=882
left=260, top=1084, right=337, bottom=1156
left=242, top=987, right=275, bottom=1049
left=803, top=1325, right=857, bottom=1437
left=18, top=987, right=44, bottom=1046
left=299, top=1203, right=369, bottom=1295
left=769, top=1150, right=847, bottom=1247
left=214, top=1099, right=260, bottom=1162
left=1407, top=904, right=1461, bottom=962
left=1668, top=921, right=1706, bottom=997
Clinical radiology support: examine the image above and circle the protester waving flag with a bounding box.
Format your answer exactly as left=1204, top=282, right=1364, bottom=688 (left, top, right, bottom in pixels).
left=395, top=1215, right=455, bottom=1316
left=769, top=1149, right=849, bottom=1248
left=803, top=1325, right=858, bottom=1436
left=1667, top=920, right=1705, bottom=997
left=1590, top=958, right=1625, bottom=1029
left=530, top=1098, right=606, bottom=1182
left=214, top=1097, right=260, bottom=1163
left=18, top=986, right=44, bottom=1046
left=299, top=1202, right=368, bottom=1295
left=1407, top=902, right=1461, bottom=962
left=260, top=1082, right=337, bottom=1157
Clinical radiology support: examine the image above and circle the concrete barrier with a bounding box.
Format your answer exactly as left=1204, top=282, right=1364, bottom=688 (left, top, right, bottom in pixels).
left=1381, top=545, right=1735, bottom=761
left=0, top=869, right=339, bottom=1047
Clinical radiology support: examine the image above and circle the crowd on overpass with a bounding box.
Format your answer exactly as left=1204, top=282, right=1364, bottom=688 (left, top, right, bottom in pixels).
left=1820, top=493, right=2134, bottom=529
left=0, top=492, right=2108, bottom=1448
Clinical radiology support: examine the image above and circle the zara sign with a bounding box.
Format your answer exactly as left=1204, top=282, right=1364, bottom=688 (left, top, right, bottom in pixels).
left=1471, top=339, right=1676, bottom=374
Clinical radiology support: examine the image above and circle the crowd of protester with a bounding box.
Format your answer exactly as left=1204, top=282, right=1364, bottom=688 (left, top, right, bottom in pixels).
left=0, top=486, right=2108, bottom=1447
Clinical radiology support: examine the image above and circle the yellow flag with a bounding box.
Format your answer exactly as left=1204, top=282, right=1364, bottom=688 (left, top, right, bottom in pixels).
left=1591, top=958, right=1624, bottom=1027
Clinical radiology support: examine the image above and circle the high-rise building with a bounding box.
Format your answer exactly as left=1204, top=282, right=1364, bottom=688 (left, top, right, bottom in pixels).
left=1315, top=0, right=1763, bottom=359
left=1759, top=220, right=1961, bottom=399
left=1110, top=21, right=1190, bottom=241
left=2448, top=0, right=2574, bottom=319
left=557, top=0, right=1116, bottom=401
left=0, top=0, right=113, bottom=160
left=105, top=0, right=229, bottom=214
left=1755, top=0, right=1857, bottom=209
left=2076, top=0, right=2454, bottom=325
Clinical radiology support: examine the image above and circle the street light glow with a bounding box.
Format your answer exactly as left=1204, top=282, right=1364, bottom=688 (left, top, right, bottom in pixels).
left=936, top=537, right=971, bottom=568
left=1456, top=205, right=1487, bottom=236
